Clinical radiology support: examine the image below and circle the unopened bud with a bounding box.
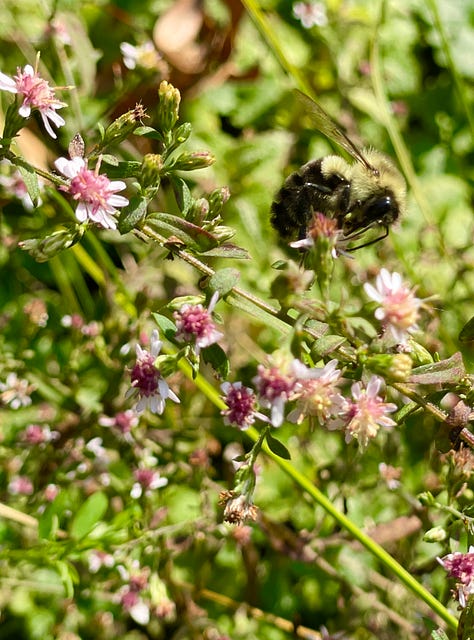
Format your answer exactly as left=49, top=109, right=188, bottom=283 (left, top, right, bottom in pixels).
left=423, top=526, right=447, bottom=543
left=158, top=81, right=180, bottom=131
left=208, top=186, right=230, bottom=215
left=102, top=103, right=147, bottom=146
left=366, top=353, right=413, bottom=382
left=140, top=153, right=163, bottom=188
left=211, top=225, right=235, bottom=242
left=172, top=151, right=215, bottom=171
left=19, top=227, right=84, bottom=262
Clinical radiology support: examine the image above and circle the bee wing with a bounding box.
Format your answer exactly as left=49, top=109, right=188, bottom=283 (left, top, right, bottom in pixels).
left=295, top=89, right=376, bottom=173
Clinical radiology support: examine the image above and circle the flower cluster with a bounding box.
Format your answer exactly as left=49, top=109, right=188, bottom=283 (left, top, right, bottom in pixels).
left=221, top=355, right=398, bottom=450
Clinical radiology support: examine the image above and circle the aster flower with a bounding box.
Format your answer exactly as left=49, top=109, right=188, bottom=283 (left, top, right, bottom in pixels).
left=0, top=372, right=35, bottom=409
left=339, top=376, right=397, bottom=450
left=221, top=381, right=268, bottom=430
left=174, top=291, right=223, bottom=355
left=126, top=329, right=180, bottom=414
left=252, top=359, right=298, bottom=427
left=364, top=268, right=422, bottom=343
left=293, top=1, right=328, bottom=28
left=438, top=546, right=474, bottom=607
left=287, top=359, right=345, bottom=426
left=130, top=468, right=168, bottom=498
left=0, top=60, right=67, bottom=138
left=55, top=156, right=128, bottom=229
left=120, top=41, right=163, bottom=71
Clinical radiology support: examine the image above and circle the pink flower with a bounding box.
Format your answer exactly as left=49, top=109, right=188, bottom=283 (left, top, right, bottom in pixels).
left=253, top=360, right=298, bottom=427
left=131, top=468, right=168, bottom=498
left=339, top=376, right=397, bottom=450
left=293, top=2, right=328, bottom=28
left=287, top=359, right=345, bottom=426
left=364, top=268, right=421, bottom=343
left=438, top=546, right=474, bottom=607
left=126, top=330, right=180, bottom=414
left=8, top=475, right=34, bottom=496
left=221, top=381, right=268, bottom=430
left=54, top=156, right=128, bottom=229
left=174, top=292, right=223, bottom=355
left=0, top=62, right=67, bottom=138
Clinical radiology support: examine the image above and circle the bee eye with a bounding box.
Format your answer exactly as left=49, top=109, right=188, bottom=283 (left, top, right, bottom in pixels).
left=366, top=195, right=396, bottom=224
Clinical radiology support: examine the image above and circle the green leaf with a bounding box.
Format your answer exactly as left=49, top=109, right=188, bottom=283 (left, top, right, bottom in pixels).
left=202, top=343, right=229, bottom=378
left=199, top=244, right=249, bottom=259
left=410, top=352, right=465, bottom=385
left=69, top=492, right=108, bottom=540
left=209, top=268, right=241, bottom=297
left=17, top=163, right=40, bottom=206
left=118, top=195, right=148, bottom=233
left=311, top=335, right=347, bottom=358
left=146, top=212, right=219, bottom=252
left=266, top=433, right=291, bottom=460
left=459, top=316, right=474, bottom=342
left=169, top=175, right=193, bottom=215
left=38, top=507, right=59, bottom=541
left=55, top=560, right=79, bottom=599
left=152, top=312, right=177, bottom=340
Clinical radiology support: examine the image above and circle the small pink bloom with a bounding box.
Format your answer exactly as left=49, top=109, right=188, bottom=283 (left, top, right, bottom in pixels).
left=126, top=330, right=180, bottom=414
left=221, top=381, right=268, bottom=430
left=21, top=423, right=58, bottom=445
left=438, top=546, right=474, bottom=607
left=8, top=475, right=34, bottom=496
left=340, top=376, right=397, bottom=450
left=364, top=268, right=421, bottom=343
left=0, top=62, right=67, bottom=138
left=293, top=2, right=328, bottom=28
left=253, top=360, right=298, bottom=427
left=131, top=468, right=168, bottom=498
left=174, top=292, right=223, bottom=355
left=287, top=359, right=345, bottom=426
left=54, top=156, right=128, bottom=229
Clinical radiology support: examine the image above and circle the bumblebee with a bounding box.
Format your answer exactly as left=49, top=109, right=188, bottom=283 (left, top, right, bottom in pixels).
left=271, top=90, right=406, bottom=249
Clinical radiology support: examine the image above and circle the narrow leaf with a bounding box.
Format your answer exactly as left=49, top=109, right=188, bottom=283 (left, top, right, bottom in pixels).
left=69, top=491, right=108, bottom=540
left=266, top=434, right=291, bottom=460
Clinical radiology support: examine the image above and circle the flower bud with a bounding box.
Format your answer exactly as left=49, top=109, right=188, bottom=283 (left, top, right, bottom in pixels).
left=208, top=186, right=230, bottom=215
left=171, top=151, right=215, bottom=171
left=158, top=81, right=180, bottom=131
left=423, top=526, right=447, bottom=543
left=140, top=153, right=163, bottom=189
left=365, top=353, right=413, bottom=382
left=19, top=227, right=84, bottom=262
left=102, top=104, right=147, bottom=146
